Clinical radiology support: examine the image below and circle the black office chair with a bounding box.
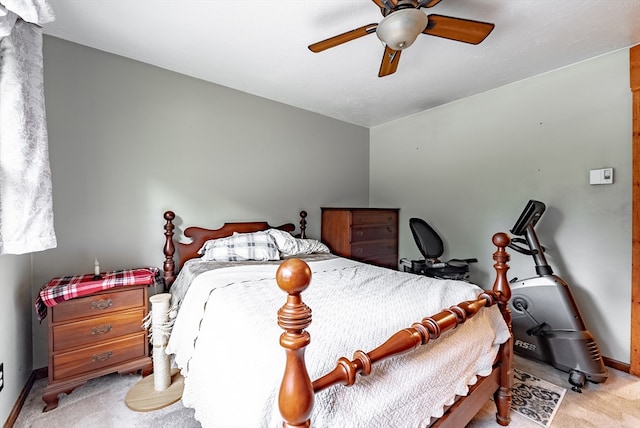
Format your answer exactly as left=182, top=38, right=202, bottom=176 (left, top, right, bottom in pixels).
left=400, top=217, right=477, bottom=281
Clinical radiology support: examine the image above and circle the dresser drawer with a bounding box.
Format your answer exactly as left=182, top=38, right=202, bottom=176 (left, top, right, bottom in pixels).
left=52, top=288, right=145, bottom=323
left=359, top=254, right=399, bottom=270
left=351, top=240, right=397, bottom=259
left=322, top=208, right=399, bottom=269
left=51, top=333, right=147, bottom=382
left=52, top=308, right=145, bottom=352
left=351, top=224, right=397, bottom=243
left=351, top=210, right=398, bottom=225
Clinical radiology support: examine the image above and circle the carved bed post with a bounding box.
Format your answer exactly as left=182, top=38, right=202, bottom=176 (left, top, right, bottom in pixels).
left=299, top=211, right=307, bottom=239
left=491, top=232, right=513, bottom=426
left=163, top=211, right=176, bottom=288
left=276, top=259, right=314, bottom=428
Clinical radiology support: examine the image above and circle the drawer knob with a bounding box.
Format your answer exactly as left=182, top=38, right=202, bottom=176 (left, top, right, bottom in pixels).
left=356, top=231, right=364, bottom=237
left=91, top=324, right=113, bottom=335
left=92, top=351, right=113, bottom=362
left=91, top=299, right=113, bottom=310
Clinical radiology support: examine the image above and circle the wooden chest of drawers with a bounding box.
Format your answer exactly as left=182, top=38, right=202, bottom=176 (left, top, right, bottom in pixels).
left=43, top=285, right=152, bottom=411
left=321, top=208, right=399, bottom=269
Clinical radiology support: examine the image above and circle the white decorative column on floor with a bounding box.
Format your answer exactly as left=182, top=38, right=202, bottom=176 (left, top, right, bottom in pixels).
left=126, top=293, right=184, bottom=411
left=150, top=293, right=172, bottom=391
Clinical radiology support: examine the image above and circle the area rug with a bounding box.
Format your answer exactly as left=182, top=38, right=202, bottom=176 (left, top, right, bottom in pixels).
left=511, top=367, right=566, bottom=427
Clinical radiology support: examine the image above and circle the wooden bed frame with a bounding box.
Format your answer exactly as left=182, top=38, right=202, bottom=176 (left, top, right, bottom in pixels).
left=162, top=210, right=513, bottom=427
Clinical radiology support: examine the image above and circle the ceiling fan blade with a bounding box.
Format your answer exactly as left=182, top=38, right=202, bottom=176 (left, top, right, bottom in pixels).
left=309, top=23, right=378, bottom=53
left=418, top=0, right=443, bottom=8
left=379, top=46, right=402, bottom=77
left=371, top=0, right=398, bottom=10
left=423, top=14, right=495, bottom=45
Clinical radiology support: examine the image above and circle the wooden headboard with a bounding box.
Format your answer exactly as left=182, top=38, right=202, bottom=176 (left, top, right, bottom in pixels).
left=162, top=210, right=307, bottom=287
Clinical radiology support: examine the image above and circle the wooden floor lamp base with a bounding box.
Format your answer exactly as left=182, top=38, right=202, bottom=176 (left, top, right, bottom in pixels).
left=125, top=369, right=184, bottom=412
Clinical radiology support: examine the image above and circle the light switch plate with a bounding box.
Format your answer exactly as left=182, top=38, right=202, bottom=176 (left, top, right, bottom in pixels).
left=590, top=168, right=614, bottom=185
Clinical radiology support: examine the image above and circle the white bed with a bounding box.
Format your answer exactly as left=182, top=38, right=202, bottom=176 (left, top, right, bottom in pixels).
left=166, top=252, right=510, bottom=427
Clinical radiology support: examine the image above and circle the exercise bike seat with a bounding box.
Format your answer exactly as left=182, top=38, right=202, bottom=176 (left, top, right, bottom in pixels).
left=402, top=217, right=477, bottom=281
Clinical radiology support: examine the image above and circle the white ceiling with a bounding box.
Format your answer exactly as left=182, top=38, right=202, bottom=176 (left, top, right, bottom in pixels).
left=42, top=0, right=640, bottom=128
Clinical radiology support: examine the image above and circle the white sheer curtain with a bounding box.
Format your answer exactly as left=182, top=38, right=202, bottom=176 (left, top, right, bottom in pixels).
left=0, top=0, right=56, bottom=254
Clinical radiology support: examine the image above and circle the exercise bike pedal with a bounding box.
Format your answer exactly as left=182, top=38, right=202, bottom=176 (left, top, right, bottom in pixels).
left=569, top=369, right=586, bottom=393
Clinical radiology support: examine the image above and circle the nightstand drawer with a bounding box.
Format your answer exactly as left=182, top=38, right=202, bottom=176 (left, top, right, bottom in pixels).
left=351, top=224, right=397, bottom=243
left=52, top=288, right=145, bottom=323
left=52, top=308, right=145, bottom=352
left=44, top=281, right=152, bottom=411
left=51, top=333, right=147, bottom=381
left=351, top=210, right=398, bottom=225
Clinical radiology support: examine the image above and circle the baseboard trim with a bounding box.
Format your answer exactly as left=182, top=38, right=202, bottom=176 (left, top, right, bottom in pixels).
left=2, top=367, right=47, bottom=428
left=603, top=356, right=631, bottom=373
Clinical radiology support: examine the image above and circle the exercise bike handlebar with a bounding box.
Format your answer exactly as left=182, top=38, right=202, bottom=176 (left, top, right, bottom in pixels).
left=511, top=200, right=546, bottom=236
left=508, top=237, right=546, bottom=256
left=510, top=200, right=554, bottom=276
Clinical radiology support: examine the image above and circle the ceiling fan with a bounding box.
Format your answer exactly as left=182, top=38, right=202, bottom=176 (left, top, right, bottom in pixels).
left=308, top=0, right=495, bottom=77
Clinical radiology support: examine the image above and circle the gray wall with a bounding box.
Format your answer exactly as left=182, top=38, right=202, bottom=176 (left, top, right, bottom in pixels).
left=2, top=38, right=634, bottom=418
left=29, top=36, right=369, bottom=369
left=370, top=49, right=632, bottom=363
left=0, top=254, right=32, bottom=423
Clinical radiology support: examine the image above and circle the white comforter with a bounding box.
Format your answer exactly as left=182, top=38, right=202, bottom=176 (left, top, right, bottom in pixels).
left=166, top=256, right=510, bottom=428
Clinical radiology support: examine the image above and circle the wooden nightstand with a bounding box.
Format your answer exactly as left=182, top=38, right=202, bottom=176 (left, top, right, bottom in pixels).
left=42, top=284, right=152, bottom=411
left=321, top=207, right=399, bottom=269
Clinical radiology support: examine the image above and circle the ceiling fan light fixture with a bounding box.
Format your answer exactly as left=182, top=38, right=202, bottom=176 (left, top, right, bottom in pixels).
left=376, top=8, right=428, bottom=50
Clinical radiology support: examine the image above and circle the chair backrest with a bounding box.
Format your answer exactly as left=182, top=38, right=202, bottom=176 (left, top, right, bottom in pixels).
left=409, top=217, right=444, bottom=259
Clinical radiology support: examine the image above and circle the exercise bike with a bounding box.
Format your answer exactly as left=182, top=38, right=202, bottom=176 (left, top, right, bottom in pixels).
left=507, top=200, right=608, bottom=392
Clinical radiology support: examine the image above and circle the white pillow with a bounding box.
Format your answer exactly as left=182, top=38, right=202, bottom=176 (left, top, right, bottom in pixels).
left=265, top=228, right=331, bottom=257
left=198, top=231, right=280, bottom=261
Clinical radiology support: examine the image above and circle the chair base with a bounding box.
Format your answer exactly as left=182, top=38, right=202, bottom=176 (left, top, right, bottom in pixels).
left=401, top=259, right=471, bottom=281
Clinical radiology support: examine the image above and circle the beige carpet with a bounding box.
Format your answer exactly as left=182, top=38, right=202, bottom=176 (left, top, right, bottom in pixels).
left=12, top=355, right=640, bottom=427
left=12, top=373, right=200, bottom=428
left=469, top=355, right=640, bottom=428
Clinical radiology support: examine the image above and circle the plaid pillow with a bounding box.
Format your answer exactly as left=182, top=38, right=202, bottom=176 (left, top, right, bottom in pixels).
left=266, top=228, right=331, bottom=256
left=198, top=231, right=280, bottom=261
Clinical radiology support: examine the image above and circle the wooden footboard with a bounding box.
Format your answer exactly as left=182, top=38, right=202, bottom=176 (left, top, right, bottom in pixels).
left=275, top=232, right=513, bottom=428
